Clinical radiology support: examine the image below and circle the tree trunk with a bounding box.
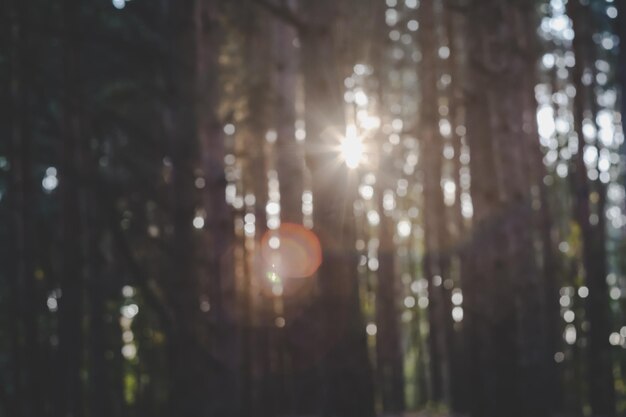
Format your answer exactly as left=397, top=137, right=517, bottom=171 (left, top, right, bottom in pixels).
left=463, top=2, right=550, bottom=416
left=58, top=1, right=85, bottom=415
left=616, top=0, right=626, bottom=150
left=301, top=1, right=375, bottom=415
left=269, top=6, right=302, bottom=414
left=273, top=5, right=302, bottom=226
left=196, top=0, right=239, bottom=415
left=569, top=1, right=616, bottom=415
left=87, top=197, right=107, bottom=417
left=165, top=0, right=220, bottom=415
left=441, top=2, right=469, bottom=411
left=520, top=5, right=562, bottom=414
left=417, top=0, right=452, bottom=405
left=7, top=1, right=41, bottom=415
left=376, top=198, right=405, bottom=413
left=243, top=10, right=274, bottom=415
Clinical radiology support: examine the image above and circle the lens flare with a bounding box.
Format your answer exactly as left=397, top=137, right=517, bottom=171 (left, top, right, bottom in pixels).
left=340, top=125, right=364, bottom=169
left=260, top=223, right=322, bottom=279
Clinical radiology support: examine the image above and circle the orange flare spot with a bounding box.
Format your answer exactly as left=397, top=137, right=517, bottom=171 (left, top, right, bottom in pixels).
left=260, top=223, right=322, bottom=278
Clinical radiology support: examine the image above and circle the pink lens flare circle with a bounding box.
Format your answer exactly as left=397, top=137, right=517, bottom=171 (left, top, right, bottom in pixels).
left=260, top=223, right=322, bottom=279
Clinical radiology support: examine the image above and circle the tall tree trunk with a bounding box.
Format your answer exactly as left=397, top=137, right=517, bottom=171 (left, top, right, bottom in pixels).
left=87, top=198, right=106, bottom=417
left=463, top=2, right=549, bottom=416
left=7, top=1, right=41, bottom=415
left=270, top=7, right=302, bottom=414
left=243, top=8, right=273, bottom=416
left=301, top=1, right=375, bottom=415
left=376, top=195, right=405, bottom=413
left=165, top=0, right=219, bottom=415
left=273, top=4, right=302, bottom=226
left=245, top=10, right=270, bottom=234
left=196, top=0, right=238, bottom=415
left=512, top=5, right=552, bottom=416
left=442, top=1, right=469, bottom=411
left=569, top=2, right=616, bottom=415
left=520, top=5, right=562, bottom=414
left=369, top=0, right=405, bottom=411
left=616, top=1, right=626, bottom=150
left=417, top=0, right=451, bottom=405
left=58, top=1, right=85, bottom=415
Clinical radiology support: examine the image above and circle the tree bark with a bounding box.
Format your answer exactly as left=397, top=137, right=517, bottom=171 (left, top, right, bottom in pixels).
left=87, top=192, right=106, bottom=417
left=569, top=1, right=616, bottom=415
left=269, top=6, right=303, bottom=414
left=7, top=1, right=41, bottom=415
left=164, top=1, right=224, bottom=415
left=376, top=199, right=406, bottom=413
left=616, top=0, right=626, bottom=151
left=273, top=2, right=303, bottom=226
left=463, top=2, right=550, bottom=416
left=58, top=1, right=85, bottom=415
left=196, top=0, right=238, bottom=415
left=301, top=1, right=375, bottom=415
left=417, top=0, right=452, bottom=405
left=441, top=2, right=469, bottom=411
left=520, top=5, right=562, bottom=414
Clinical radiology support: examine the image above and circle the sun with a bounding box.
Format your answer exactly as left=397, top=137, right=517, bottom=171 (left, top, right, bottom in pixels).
left=339, top=125, right=365, bottom=169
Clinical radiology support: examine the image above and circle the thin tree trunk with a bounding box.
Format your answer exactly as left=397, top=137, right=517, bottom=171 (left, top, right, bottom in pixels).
left=417, top=0, right=450, bottom=404
left=87, top=193, right=107, bottom=417
left=616, top=1, right=626, bottom=150
left=165, top=1, right=216, bottom=415
left=442, top=2, right=469, bottom=411
left=6, top=0, right=32, bottom=414
left=569, top=2, right=616, bottom=415
left=242, top=11, right=273, bottom=415
left=270, top=9, right=301, bottom=414
left=244, top=6, right=270, bottom=233
left=196, top=0, right=238, bottom=415
left=370, top=0, right=405, bottom=411
left=58, top=1, right=85, bottom=415
left=273, top=4, right=302, bottom=226
left=376, top=187, right=405, bottom=413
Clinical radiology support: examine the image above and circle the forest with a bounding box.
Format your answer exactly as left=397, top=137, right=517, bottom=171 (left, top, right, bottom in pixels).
left=2, top=0, right=626, bottom=416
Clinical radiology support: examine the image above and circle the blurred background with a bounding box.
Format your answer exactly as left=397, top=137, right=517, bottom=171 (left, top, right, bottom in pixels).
left=2, top=0, right=626, bottom=416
